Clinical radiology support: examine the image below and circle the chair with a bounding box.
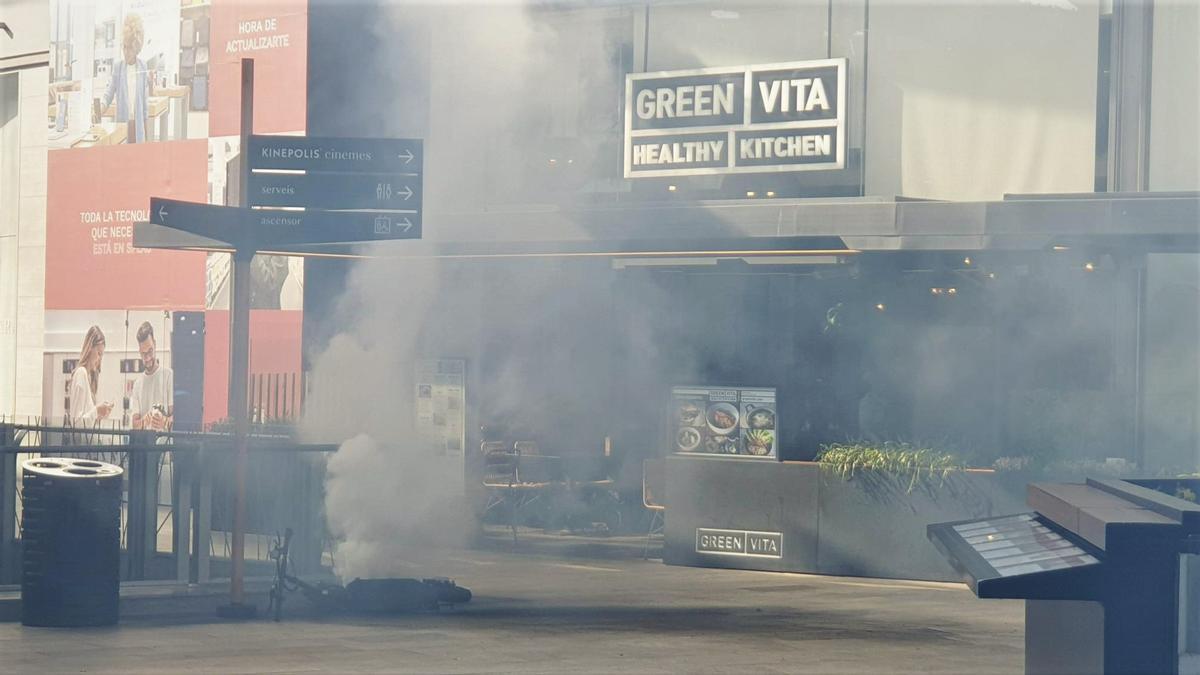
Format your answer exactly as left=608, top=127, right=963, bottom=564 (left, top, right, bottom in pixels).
left=513, top=440, right=539, bottom=456
left=481, top=441, right=514, bottom=485
left=642, top=459, right=666, bottom=559
left=481, top=442, right=518, bottom=540
left=481, top=441, right=554, bottom=545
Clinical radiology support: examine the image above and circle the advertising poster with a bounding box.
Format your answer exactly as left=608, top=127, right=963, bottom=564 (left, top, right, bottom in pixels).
left=45, top=141, right=208, bottom=310
left=43, top=0, right=308, bottom=428
left=415, top=359, right=466, bottom=458
left=42, top=310, right=179, bottom=433
left=671, top=386, right=778, bottom=459
left=208, top=0, right=307, bottom=137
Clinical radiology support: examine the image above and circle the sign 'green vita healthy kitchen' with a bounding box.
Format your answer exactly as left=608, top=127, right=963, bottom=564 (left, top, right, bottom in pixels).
left=624, top=58, right=846, bottom=178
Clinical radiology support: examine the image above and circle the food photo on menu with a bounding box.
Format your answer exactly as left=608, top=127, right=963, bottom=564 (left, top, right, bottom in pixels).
left=670, top=386, right=778, bottom=459
left=741, top=392, right=777, bottom=457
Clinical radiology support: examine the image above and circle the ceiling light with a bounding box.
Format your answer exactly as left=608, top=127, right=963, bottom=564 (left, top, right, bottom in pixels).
left=710, top=10, right=740, bottom=19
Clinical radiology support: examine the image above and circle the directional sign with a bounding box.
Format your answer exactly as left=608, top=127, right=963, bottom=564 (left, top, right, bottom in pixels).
left=248, top=135, right=422, bottom=173
left=250, top=209, right=421, bottom=244
left=150, top=197, right=421, bottom=247
left=153, top=133, right=425, bottom=250
left=150, top=198, right=244, bottom=244
left=248, top=172, right=422, bottom=210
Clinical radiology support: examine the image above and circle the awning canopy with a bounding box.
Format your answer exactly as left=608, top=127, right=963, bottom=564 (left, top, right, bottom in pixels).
left=134, top=192, right=1199, bottom=259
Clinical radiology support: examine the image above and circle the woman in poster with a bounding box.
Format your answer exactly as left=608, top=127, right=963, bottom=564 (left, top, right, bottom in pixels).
left=68, top=325, right=114, bottom=425
left=95, top=13, right=150, bottom=143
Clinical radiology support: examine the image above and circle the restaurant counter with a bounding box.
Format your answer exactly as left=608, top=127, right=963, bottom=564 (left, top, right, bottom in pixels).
left=663, top=454, right=1025, bottom=581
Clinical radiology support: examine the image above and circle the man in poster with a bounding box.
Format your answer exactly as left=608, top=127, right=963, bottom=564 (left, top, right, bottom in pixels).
left=130, top=321, right=173, bottom=432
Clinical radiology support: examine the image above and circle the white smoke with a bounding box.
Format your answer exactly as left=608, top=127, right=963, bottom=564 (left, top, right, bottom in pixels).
left=322, top=434, right=468, bottom=579
left=304, top=3, right=636, bottom=579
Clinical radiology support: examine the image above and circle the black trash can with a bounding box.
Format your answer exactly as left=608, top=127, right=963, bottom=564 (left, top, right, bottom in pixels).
left=20, top=457, right=123, bottom=627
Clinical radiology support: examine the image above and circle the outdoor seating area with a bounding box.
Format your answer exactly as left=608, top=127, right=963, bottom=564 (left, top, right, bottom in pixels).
left=478, top=439, right=623, bottom=543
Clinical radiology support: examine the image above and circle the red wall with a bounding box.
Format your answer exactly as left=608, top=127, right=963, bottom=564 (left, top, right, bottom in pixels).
left=202, top=310, right=303, bottom=424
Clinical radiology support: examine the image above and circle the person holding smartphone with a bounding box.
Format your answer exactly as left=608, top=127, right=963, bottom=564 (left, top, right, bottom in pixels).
left=130, top=321, right=173, bottom=432
left=69, top=325, right=114, bottom=424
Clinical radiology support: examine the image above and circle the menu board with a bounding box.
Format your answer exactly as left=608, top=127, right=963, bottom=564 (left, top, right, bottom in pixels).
left=415, top=359, right=466, bottom=458
left=670, top=386, right=778, bottom=459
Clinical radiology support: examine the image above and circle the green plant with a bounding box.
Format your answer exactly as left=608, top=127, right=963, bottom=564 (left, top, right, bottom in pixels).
left=816, top=442, right=965, bottom=493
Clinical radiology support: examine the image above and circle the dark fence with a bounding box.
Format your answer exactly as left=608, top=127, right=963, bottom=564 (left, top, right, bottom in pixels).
left=0, top=419, right=335, bottom=586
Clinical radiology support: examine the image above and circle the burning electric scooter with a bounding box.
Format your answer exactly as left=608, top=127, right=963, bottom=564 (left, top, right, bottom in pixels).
left=266, top=529, right=472, bottom=622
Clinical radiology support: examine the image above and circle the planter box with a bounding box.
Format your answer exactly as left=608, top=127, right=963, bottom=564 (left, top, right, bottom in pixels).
left=815, top=468, right=1025, bottom=581
left=664, top=456, right=1026, bottom=582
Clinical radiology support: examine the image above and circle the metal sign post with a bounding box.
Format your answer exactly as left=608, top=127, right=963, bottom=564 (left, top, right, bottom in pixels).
left=216, top=57, right=257, bottom=619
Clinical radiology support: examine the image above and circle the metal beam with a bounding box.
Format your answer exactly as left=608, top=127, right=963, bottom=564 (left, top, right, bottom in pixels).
left=1108, top=0, right=1155, bottom=191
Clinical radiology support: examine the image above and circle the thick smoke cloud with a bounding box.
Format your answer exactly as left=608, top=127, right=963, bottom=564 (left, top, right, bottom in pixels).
left=303, top=3, right=637, bottom=579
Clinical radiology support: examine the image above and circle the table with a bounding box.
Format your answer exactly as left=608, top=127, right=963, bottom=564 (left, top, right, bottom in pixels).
left=97, top=96, right=171, bottom=142
left=67, top=123, right=128, bottom=149
left=155, top=85, right=191, bottom=140
left=148, top=96, right=170, bottom=141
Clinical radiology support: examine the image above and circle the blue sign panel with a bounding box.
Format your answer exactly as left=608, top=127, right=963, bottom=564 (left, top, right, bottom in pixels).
left=150, top=197, right=421, bottom=247
left=248, top=135, right=422, bottom=173
left=149, top=198, right=243, bottom=243
left=248, top=172, right=422, bottom=210
left=250, top=209, right=421, bottom=244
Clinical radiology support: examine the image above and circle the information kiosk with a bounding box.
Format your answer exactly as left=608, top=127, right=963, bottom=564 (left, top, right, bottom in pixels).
left=929, top=478, right=1200, bottom=675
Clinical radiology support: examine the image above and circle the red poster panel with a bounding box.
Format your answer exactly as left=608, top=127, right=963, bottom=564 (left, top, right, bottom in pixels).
left=46, top=142, right=208, bottom=310
left=203, top=309, right=303, bottom=424
left=209, top=0, right=308, bottom=137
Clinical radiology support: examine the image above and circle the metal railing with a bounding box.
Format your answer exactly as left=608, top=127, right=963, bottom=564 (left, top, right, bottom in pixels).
left=0, top=418, right=337, bottom=586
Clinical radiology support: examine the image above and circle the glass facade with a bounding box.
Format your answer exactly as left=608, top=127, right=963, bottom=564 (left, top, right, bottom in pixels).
left=389, top=1, right=1107, bottom=209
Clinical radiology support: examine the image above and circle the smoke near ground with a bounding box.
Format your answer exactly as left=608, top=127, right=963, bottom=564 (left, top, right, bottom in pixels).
left=302, top=2, right=651, bottom=579
left=322, top=434, right=467, bottom=579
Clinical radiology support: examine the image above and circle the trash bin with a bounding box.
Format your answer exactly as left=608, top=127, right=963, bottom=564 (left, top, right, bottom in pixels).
left=928, top=478, right=1200, bottom=675
left=20, top=457, right=123, bottom=627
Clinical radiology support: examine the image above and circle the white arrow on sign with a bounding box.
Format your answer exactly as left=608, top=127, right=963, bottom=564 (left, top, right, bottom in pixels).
left=398, top=149, right=414, bottom=164
left=399, top=217, right=413, bottom=232
left=158, top=205, right=168, bottom=222
left=401, top=185, right=413, bottom=200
